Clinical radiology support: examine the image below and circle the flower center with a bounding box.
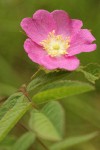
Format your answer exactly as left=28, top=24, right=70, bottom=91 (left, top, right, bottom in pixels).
left=40, top=30, right=70, bottom=57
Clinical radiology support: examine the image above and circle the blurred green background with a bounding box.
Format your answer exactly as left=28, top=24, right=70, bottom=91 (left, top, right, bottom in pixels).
left=0, top=0, right=100, bottom=149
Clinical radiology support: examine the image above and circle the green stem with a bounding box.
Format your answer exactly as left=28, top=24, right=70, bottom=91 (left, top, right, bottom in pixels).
left=37, top=138, right=49, bottom=150
left=18, top=84, right=38, bottom=109
left=31, top=67, right=41, bottom=79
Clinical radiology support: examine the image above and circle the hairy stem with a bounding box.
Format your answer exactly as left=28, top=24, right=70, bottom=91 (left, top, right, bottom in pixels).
left=18, top=84, right=38, bottom=109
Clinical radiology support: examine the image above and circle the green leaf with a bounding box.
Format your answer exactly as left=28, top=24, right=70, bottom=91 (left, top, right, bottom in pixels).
left=0, top=82, right=17, bottom=96
left=77, top=63, right=100, bottom=83
left=42, top=101, right=65, bottom=137
left=32, top=80, right=95, bottom=104
left=29, top=109, right=62, bottom=141
left=12, top=132, right=35, bottom=150
left=50, top=132, right=98, bottom=150
left=27, top=70, right=71, bottom=93
left=0, top=93, right=31, bottom=142
left=0, top=135, right=16, bottom=150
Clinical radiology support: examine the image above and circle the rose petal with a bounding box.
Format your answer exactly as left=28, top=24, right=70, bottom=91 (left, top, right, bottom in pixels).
left=68, top=29, right=96, bottom=56
left=21, top=10, right=56, bottom=44
left=51, top=10, right=71, bottom=37
left=41, top=55, right=80, bottom=71
left=24, top=38, right=46, bottom=65
left=71, top=19, right=83, bottom=35
left=68, top=44, right=97, bottom=56
left=71, top=29, right=96, bottom=43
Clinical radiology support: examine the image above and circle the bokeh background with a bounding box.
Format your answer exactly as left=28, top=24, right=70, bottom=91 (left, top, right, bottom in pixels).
left=0, top=0, right=100, bottom=149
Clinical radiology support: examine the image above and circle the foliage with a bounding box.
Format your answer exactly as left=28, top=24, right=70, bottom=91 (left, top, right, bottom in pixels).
left=0, top=93, right=31, bottom=142
left=0, top=0, right=100, bottom=149
left=12, top=132, right=35, bottom=150
left=77, top=63, right=100, bottom=84
left=0, top=63, right=99, bottom=149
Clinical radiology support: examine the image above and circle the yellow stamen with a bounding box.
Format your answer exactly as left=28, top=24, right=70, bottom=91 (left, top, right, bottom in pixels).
left=40, top=30, right=70, bottom=57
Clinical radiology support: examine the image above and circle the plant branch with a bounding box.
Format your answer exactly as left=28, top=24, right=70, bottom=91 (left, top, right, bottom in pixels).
left=18, top=84, right=38, bottom=109
left=31, top=67, right=41, bottom=79
left=37, top=138, right=49, bottom=150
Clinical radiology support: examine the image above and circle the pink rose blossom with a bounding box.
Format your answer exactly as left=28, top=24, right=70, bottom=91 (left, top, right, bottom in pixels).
left=21, top=10, right=96, bottom=71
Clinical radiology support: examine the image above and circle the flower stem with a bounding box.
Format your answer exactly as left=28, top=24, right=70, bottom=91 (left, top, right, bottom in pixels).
left=31, top=67, right=41, bottom=79
left=18, top=84, right=38, bottom=109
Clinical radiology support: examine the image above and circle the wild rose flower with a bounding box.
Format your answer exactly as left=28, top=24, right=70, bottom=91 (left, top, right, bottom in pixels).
left=21, top=10, right=96, bottom=71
